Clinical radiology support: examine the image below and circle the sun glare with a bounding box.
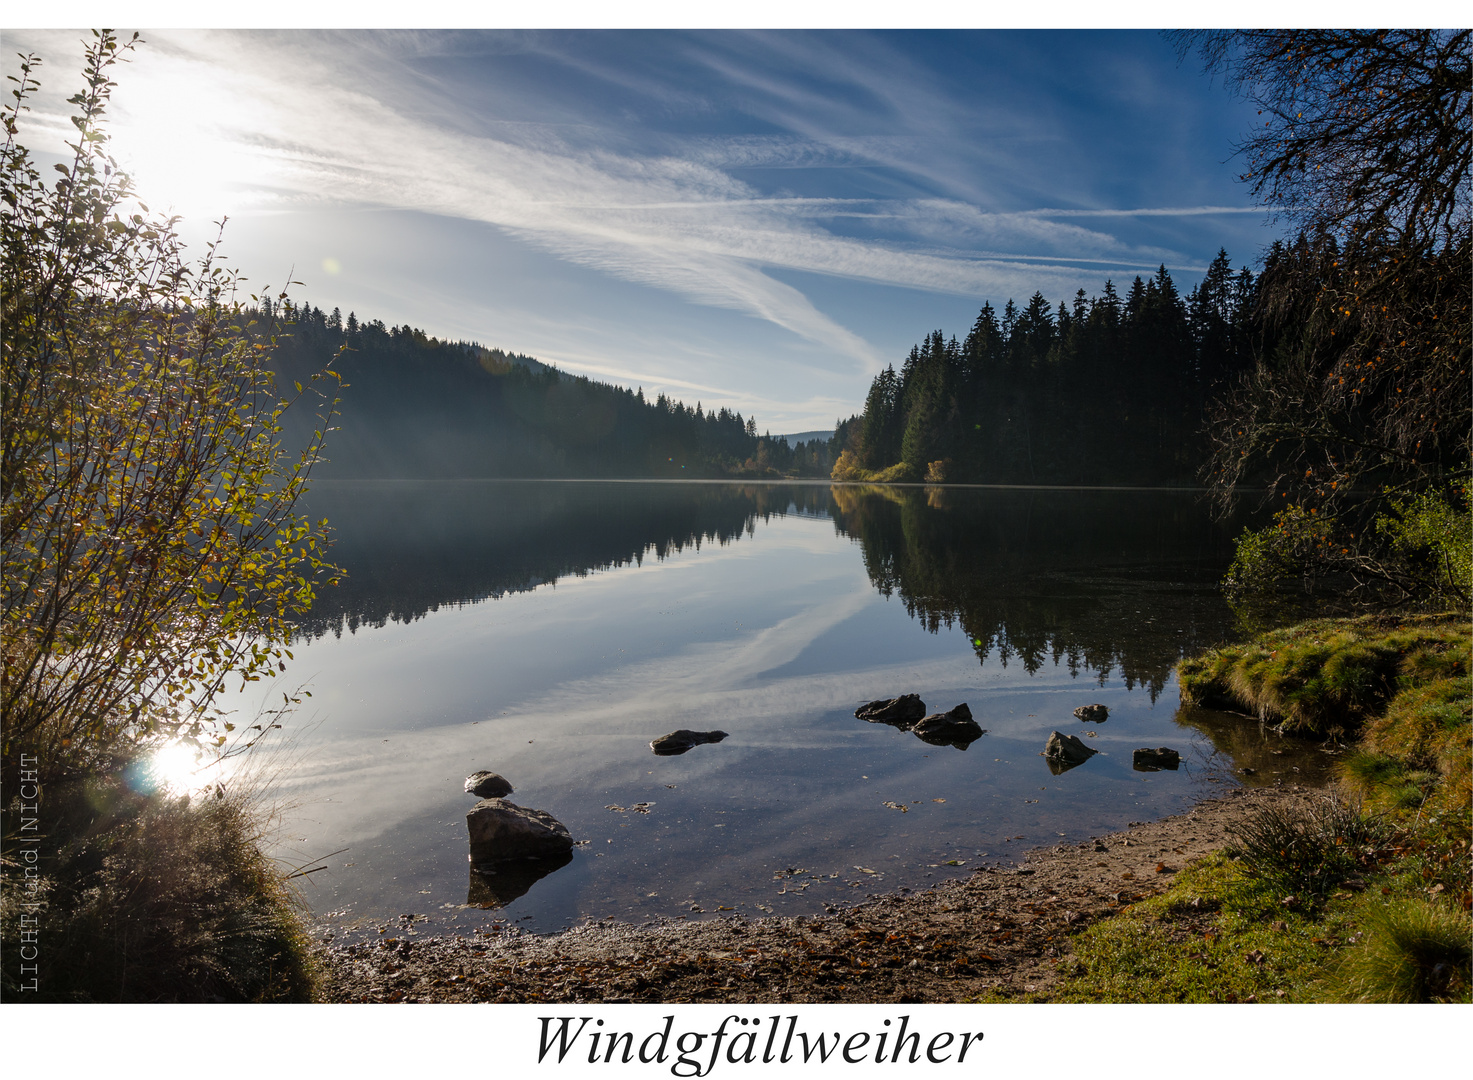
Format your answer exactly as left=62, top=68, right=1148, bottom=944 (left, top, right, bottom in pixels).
left=107, top=49, right=287, bottom=220
left=134, top=740, right=222, bottom=797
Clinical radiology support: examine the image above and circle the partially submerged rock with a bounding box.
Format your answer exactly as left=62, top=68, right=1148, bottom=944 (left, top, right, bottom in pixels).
left=1132, top=747, right=1181, bottom=772
left=855, top=694, right=927, bottom=728
left=650, top=729, right=728, bottom=756
left=464, top=770, right=513, bottom=798
left=467, top=798, right=574, bottom=864
left=1073, top=704, right=1109, bottom=723
left=1043, top=730, right=1098, bottom=767
left=912, top=703, right=985, bottom=749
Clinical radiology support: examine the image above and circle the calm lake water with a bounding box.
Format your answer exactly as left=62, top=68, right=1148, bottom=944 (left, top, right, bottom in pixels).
left=211, top=480, right=1330, bottom=936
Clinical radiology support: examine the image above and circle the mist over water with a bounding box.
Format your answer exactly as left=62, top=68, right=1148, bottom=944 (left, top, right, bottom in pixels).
left=221, top=481, right=1323, bottom=936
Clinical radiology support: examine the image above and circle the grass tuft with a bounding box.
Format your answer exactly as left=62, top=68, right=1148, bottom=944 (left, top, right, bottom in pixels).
left=1225, top=799, right=1388, bottom=903
left=1177, top=614, right=1467, bottom=737
left=1327, top=899, right=1472, bottom=1003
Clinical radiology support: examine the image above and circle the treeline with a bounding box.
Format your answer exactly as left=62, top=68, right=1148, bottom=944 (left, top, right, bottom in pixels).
left=266, top=300, right=833, bottom=479
left=833, top=250, right=1262, bottom=485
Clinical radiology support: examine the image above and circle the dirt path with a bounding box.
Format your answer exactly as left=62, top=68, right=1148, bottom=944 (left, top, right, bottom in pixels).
left=314, top=784, right=1326, bottom=1003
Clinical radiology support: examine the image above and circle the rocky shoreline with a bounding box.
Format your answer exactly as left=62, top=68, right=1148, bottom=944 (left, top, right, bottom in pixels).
left=313, top=784, right=1325, bottom=1003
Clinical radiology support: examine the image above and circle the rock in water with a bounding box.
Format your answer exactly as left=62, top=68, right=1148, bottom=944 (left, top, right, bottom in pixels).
left=1073, top=704, right=1109, bottom=723
left=464, top=770, right=513, bottom=798
left=855, top=694, right=927, bottom=727
left=466, top=798, right=574, bottom=863
left=1043, top=730, right=1098, bottom=765
left=650, top=729, right=728, bottom=755
left=1132, top=747, right=1181, bottom=771
left=912, top=703, right=985, bottom=748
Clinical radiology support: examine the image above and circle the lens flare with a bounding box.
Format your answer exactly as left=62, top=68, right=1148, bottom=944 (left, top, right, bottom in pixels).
left=128, top=741, right=221, bottom=796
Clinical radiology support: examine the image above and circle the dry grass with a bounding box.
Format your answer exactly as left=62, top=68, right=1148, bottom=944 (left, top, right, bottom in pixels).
left=2, top=771, right=317, bottom=1002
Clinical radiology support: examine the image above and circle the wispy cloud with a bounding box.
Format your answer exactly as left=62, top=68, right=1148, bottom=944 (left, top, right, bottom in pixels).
left=7, top=29, right=1257, bottom=382
left=1016, top=206, right=1273, bottom=218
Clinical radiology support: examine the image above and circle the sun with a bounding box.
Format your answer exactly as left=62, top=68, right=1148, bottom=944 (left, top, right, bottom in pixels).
left=106, top=47, right=288, bottom=221
left=135, top=740, right=222, bottom=797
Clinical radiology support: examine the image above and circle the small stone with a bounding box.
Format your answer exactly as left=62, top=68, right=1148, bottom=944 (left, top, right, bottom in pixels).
left=1073, top=704, right=1109, bottom=723
left=912, top=703, right=984, bottom=748
left=464, top=770, right=513, bottom=798
left=1043, top=730, right=1097, bottom=765
left=650, top=729, right=728, bottom=755
left=1132, top=747, right=1181, bottom=771
left=855, top=694, right=927, bottom=727
left=467, top=798, right=574, bottom=863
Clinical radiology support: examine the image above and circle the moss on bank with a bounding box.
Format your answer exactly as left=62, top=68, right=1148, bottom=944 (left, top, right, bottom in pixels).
left=1177, top=613, right=1469, bottom=738
left=2, top=773, right=318, bottom=1002
left=1017, top=613, right=1471, bottom=1004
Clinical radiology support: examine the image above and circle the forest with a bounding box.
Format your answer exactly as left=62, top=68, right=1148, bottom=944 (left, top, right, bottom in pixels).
left=267, top=300, right=834, bottom=480
left=832, top=251, right=1263, bottom=485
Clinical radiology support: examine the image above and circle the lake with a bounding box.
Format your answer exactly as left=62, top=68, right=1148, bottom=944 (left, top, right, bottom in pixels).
left=209, top=480, right=1330, bottom=937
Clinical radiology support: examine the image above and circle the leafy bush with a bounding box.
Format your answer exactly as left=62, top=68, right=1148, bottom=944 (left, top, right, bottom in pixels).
left=1223, top=487, right=1471, bottom=608
left=1376, top=485, right=1472, bottom=608
left=1224, top=504, right=1337, bottom=599
left=2, top=34, right=339, bottom=782
left=1, top=34, right=330, bottom=1004
left=829, top=454, right=918, bottom=484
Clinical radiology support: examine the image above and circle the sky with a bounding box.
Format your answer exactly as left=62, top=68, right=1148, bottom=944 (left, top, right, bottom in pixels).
left=6, top=26, right=1298, bottom=433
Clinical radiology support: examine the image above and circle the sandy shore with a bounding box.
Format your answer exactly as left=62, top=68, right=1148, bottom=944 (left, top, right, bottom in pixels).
left=313, top=784, right=1326, bottom=1003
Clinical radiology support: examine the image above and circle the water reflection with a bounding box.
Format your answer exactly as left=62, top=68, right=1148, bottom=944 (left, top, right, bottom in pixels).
left=236, top=480, right=1322, bottom=934
left=467, top=853, right=574, bottom=909
left=296, top=481, right=829, bottom=639
left=301, top=481, right=1244, bottom=691
left=827, top=484, right=1245, bottom=694
left=1175, top=704, right=1339, bottom=787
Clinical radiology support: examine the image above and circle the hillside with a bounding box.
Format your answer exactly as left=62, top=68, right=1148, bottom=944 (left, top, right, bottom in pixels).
left=267, top=301, right=835, bottom=480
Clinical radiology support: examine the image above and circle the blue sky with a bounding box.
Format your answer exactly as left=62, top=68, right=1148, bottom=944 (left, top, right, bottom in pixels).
left=11, top=27, right=1291, bottom=431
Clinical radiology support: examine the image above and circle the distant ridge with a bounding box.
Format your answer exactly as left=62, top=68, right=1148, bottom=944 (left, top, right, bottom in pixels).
left=776, top=429, right=833, bottom=447
left=263, top=299, right=835, bottom=479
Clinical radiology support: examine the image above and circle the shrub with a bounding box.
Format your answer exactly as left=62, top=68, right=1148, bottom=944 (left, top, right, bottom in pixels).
left=2, top=34, right=339, bottom=782
left=1376, top=486, right=1472, bottom=608
left=872, top=461, right=918, bottom=483
left=1223, top=504, right=1337, bottom=599
left=1, top=34, right=331, bottom=1004
left=830, top=449, right=866, bottom=481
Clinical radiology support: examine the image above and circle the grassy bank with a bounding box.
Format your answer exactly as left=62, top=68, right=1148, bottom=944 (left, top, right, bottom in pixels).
left=1017, top=614, right=1471, bottom=1003
left=1, top=768, right=319, bottom=1002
